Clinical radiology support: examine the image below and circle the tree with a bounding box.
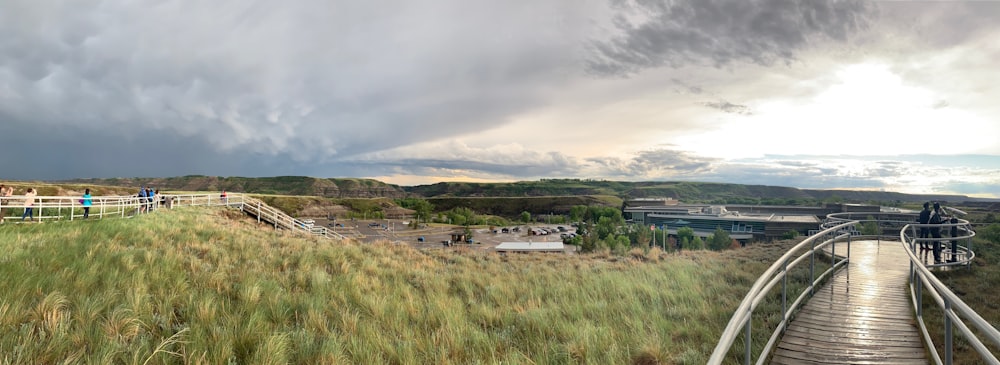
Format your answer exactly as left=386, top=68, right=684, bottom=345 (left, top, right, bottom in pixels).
left=595, top=216, right=616, bottom=240
left=396, top=198, right=434, bottom=223
left=633, top=224, right=652, bottom=247
left=859, top=215, right=880, bottom=236
left=690, top=236, right=704, bottom=250
left=520, top=211, right=531, bottom=223
left=782, top=230, right=800, bottom=240
left=570, top=205, right=588, bottom=222
left=708, top=227, right=732, bottom=251
left=676, top=227, right=695, bottom=246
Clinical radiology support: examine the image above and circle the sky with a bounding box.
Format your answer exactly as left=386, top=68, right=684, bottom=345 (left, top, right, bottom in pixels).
left=2, top=0, right=999, bottom=197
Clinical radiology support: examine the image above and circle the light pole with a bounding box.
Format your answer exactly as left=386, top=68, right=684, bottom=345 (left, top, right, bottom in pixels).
left=663, top=224, right=667, bottom=251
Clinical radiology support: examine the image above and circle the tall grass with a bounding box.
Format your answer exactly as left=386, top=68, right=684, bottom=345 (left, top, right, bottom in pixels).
left=0, top=207, right=801, bottom=364
left=919, top=237, right=1000, bottom=363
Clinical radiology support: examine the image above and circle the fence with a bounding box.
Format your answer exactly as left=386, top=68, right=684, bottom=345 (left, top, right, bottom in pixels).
left=0, top=193, right=343, bottom=240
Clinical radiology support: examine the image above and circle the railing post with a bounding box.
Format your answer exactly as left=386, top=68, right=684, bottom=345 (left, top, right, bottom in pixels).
left=782, top=259, right=788, bottom=322
left=945, top=298, right=953, bottom=365
left=744, top=310, right=752, bottom=365
left=809, top=234, right=816, bottom=295
left=916, top=275, right=922, bottom=317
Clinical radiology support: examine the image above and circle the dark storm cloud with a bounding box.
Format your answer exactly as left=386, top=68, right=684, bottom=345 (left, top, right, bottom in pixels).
left=588, top=0, right=874, bottom=76
left=0, top=1, right=596, bottom=179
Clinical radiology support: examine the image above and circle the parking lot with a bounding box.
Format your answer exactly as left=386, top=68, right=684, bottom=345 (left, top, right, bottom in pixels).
left=306, top=218, right=577, bottom=253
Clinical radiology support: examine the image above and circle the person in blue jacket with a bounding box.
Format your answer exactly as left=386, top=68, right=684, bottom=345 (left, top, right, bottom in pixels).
left=81, top=188, right=93, bottom=219
left=138, top=186, right=147, bottom=213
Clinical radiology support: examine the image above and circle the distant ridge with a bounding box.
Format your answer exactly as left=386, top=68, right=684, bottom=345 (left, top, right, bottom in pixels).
left=59, top=176, right=407, bottom=198
left=56, top=176, right=990, bottom=203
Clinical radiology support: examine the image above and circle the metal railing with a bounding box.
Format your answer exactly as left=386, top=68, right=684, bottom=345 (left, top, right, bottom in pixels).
left=0, top=192, right=343, bottom=241
left=900, top=221, right=999, bottom=365
left=0, top=194, right=162, bottom=221
left=707, top=221, right=855, bottom=365
left=712, top=209, right=996, bottom=364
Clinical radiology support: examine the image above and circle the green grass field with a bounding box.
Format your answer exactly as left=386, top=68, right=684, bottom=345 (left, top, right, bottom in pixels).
left=2, top=206, right=996, bottom=364
left=0, top=207, right=812, bottom=364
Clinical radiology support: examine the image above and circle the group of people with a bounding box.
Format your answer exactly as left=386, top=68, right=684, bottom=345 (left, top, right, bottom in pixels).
left=0, top=185, right=95, bottom=222
left=0, top=185, right=36, bottom=222
left=137, top=186, right=160, bottom=213
left=916, top=201, right=961, bottom=264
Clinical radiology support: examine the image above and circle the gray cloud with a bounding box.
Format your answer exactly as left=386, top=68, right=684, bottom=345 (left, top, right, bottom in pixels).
left=586, top=149, right=717, bottom=178
left=0, top=0, right=599, bottom=177
left=588, top=0, right=874, bottom=76
left=699, top=100, right=752, bottom=115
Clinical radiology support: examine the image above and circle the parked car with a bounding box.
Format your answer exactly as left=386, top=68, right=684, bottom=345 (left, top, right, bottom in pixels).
left=417, top=236, right=425, bottom=242
left=368, top=222, right=380, bottom=227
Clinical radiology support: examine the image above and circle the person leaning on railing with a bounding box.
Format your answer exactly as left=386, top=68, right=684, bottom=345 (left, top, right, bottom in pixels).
left=21, top=188, right=36, bottom=221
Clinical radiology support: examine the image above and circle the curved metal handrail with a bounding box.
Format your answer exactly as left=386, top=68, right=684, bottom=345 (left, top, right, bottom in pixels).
left=900, top=222, right=999, bottom=365
left=710, top=208, right=998, bottom=364
left=708, top=221, right=856, bottom=365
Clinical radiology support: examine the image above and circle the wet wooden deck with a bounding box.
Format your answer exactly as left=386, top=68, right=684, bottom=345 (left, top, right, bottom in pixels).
left=771, top=240, right=928, bottom=364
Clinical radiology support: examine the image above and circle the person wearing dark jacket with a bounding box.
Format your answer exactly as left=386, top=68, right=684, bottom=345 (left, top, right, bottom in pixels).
left=929, top=202, right=947, bottom=264
left=917, top=202, right=931, bottom=250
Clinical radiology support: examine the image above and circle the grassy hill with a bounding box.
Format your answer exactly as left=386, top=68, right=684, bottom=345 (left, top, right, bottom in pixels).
left=0, top=206, right=811, bottom=364
left=60, top=176, right=408, bottom=198
left=408, top=179, right=976, bottom=204
left=59, top=176, right=980, bottom=204
left=427, top=195, right=623, bottom=217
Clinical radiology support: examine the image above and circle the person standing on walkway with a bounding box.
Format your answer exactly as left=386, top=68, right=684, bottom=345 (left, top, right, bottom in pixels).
left=21, top=188, right=36, bottom=221
left=929, top=202, right=948, bottom=264
left=220, top=190, right=227, bottom=205
left=917, top=202, right=931, bottom=251
left=81, top=189, right=93, bottom=219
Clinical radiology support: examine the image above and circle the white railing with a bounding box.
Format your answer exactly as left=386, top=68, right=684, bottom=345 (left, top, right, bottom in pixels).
left=900, top=221, right=998, bottom=365
left=0, top=194, right=162, bottom=221
left=0, top=193, right=343, bottom=241
left=707, top=221, right=855, bottom=365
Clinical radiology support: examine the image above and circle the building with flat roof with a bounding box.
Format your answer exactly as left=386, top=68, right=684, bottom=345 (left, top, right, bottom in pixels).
left=624, top=204, right=849, bottom=242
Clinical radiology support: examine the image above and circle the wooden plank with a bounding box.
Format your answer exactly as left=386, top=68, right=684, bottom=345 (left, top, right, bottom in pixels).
left=773, top=240, right=929, bottom=364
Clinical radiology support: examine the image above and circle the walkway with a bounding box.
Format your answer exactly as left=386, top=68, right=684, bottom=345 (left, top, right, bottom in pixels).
left=771, top=240, right=927, bottom=364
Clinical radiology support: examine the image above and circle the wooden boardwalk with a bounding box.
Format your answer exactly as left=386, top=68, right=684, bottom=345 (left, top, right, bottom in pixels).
left=771, top=240, right=928, bottom=364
